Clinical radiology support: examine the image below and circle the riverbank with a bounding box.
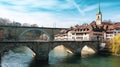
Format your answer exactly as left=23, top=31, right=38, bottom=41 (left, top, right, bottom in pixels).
left=98, top=47, right=120, bottom=57
left=112, top=54, right=120, bottom=56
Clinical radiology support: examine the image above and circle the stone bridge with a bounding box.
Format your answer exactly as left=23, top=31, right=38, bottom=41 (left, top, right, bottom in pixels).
left=0, top=26, right=66, bottom=40
left=0, top=41, right=100, bottom=63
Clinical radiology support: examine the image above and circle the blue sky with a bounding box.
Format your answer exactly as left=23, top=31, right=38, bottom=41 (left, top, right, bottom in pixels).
left=0, top=0, right=120, bottom=27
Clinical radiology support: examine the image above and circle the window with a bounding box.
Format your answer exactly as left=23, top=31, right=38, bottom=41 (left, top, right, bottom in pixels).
left=80, top=29, right=82, bottom=31
left=72, top=37, right=75, bottom=39
left=86, top=28, right=89, bottom=31
left=98, top=16, right=99, bottom=19
left=83, top=29, right=85, bottom=31
left=72, top=33, right=75, bottom=35
left=76, top=33, right=83, bottom=35
left=76, top=37, right=83, bottom=40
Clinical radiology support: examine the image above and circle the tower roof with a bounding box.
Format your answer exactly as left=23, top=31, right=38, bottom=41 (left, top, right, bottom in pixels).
left=98, top=0, right=101, bottom=14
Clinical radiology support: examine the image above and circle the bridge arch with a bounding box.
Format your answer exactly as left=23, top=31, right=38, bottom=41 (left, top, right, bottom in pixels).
left=12, top=46, right=36, bottom=56
left=18, top=29, right=50, bottom=41
left=1, top=46, right=36, bottom=67
left=48, top=45, right=74, bottom=64
left=1, top=45, right=36, bottom=58
left=49, top=45, right=74, bottom=55
left=81, top=44, right=97, bottom=58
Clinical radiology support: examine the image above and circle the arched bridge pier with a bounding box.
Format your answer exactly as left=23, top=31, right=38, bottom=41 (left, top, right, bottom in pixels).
left=0, top=41, right=99, bottom=63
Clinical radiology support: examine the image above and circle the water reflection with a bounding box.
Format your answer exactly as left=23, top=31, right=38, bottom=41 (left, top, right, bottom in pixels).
left=1, top=46, right=35, bottom=67
left=47, top=56, right=120, bottom=67
left=49, top=45, right=73, bottom=64
left=81, top=45, right=96, bottom=58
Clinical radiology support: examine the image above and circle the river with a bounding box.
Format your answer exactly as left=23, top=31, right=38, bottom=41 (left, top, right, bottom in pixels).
left=1, top=46, right=120, bottom=67
left=33, top=55, right=120, bottom=67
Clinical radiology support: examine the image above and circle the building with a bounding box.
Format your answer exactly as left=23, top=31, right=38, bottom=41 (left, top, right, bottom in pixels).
left=114, top=22, right=120, bottom=35
left=54, top=2, right=120, bottom=41
left=54, top=29, right=68, bottom=41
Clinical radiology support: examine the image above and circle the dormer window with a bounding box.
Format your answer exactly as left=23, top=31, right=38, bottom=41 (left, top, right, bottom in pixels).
left=83, top=29, right=85, bottom=31
left=86, top=28, right=89, bottom=31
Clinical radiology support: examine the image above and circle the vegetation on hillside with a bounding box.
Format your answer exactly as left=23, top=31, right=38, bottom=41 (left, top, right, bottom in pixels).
left=108, top=34, right=120, bottom=55
left=0, top=17, right=38, bottom=27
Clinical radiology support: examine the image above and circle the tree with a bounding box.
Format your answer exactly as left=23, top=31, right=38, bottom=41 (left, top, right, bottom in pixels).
left=108, top=34, right=120, bottom=55
left=0, top=18, right=12, bottom=26
left=12, top=21, right=21, bottom=26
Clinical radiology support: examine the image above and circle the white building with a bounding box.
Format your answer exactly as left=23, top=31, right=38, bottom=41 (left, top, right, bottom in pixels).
left=54, top=24, right=103, bottom=41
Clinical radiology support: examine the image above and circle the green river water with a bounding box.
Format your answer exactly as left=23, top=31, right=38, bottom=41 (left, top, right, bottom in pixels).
left=33, top=55, right=120, bottom=67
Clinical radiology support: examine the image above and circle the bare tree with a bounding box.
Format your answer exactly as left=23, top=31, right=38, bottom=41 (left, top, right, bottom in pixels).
left=0, top=18, right=12, bottom=26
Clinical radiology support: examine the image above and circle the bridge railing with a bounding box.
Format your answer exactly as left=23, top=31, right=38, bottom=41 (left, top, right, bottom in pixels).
left=0, top=39, right=101, bottom=42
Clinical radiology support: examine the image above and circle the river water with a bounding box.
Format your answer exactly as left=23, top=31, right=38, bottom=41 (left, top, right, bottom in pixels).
left=1, top=45, right=120, bottom=67
left=34, top=55, right=120, bottom=67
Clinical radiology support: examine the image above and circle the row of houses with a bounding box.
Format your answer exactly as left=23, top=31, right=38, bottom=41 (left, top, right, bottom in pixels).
left=54, top=5, right=120, bottom=41
left=54, top=22, right=120, bottom=41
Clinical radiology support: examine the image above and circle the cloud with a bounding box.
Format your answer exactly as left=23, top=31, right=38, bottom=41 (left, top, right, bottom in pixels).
left=66, top=0, right=84, bottom=15
left=0, top=0, right=85, bottom=28
left=51, top=17, right=92, bottom=28
left=0, top=0, right=119, bottom=28
left=0, top=3, right=83, bottom=28
left=0, top=0, right=71, bottom=26
left=83, top=4, right=98, bottom=12
left=0, top=0, right=75, bottom=13
left=111, top=15, right=120, bottom=22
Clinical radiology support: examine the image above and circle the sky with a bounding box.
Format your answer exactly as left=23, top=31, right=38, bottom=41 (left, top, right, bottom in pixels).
left=0, top=0, right=120, bottom=28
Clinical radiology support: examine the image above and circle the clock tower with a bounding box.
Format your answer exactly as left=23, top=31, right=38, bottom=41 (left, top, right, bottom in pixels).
left=96, top=0, right=102, bottom=25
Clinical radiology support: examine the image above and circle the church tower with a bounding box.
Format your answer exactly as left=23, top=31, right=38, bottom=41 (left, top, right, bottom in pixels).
left=96, top=0, right=102, bottom=25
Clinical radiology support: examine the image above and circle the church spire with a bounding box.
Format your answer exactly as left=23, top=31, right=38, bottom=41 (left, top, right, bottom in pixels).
left=98, top=0, right=101, bottom=14
left=96, top=0, right=102, bottom=25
